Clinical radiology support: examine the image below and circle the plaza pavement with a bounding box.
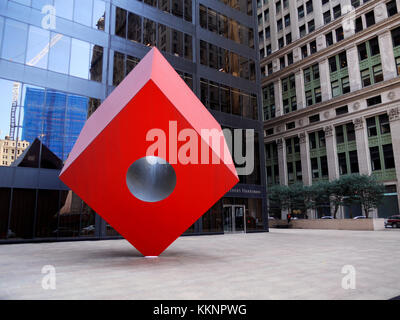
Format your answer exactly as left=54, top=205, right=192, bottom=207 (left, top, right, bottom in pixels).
left=0, top=228, right=399, bottom=299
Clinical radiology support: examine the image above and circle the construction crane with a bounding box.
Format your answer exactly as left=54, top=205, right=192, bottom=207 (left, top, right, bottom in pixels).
left=9, top=33, right=63, bottom=140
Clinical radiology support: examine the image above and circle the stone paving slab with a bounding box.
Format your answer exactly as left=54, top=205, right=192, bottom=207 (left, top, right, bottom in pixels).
left=0, top=229, right=399, bottom=300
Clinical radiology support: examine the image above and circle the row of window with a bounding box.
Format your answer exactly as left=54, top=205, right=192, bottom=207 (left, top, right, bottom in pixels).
left=200, top=40, right=256, bottom=81
left=200, top=5, right=254, bottom=48
left=114, top=7, right=193, bottom=61
left=200, top=78, right=258, bottom=120
left=263, top=27, right=400, bottom=118
left=262, top=1, right=398, bottom=73
left=1, top=19, right=104, bottom=82
left=11, top=0, right=106, bottom=31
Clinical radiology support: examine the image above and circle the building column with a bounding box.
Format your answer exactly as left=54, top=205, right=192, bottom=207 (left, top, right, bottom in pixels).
left=397, top=0, right=400, bottom=14
left=346, top=45, right=362, bottom=92
left=299, top=132, right=315, bottom=219
left=374, top=2, right=388, bottom=24
left=295, top=69, right=306, bottom=109
left=312, top=0, right=324, bottom=29
left=274, top=80, right=283, bottom=117
left=378, top=30, right=398, bottom=81
left=277, top=138, right=288, bottom=219
left=343, top=1, right=355, bottom=39
left=388, top=107, right=400, bottom=210
left=324, top=125, right=343, bottom=219
left=319, top=58, right=332, bottom=102
left=353, top=117, right=372, bottom=175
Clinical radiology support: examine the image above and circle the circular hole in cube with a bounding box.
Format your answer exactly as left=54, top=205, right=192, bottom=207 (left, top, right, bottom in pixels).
left=126, top=156, right=176, bottom=202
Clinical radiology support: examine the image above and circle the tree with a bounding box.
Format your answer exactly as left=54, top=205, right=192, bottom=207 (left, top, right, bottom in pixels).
left=346, top=174, right=385, bottom=218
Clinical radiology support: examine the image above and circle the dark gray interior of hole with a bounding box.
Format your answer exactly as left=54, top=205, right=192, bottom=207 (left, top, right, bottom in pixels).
left=126, top=156, right=176, bottom=202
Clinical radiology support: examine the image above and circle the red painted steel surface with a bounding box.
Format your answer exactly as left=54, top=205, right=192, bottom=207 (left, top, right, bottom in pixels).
left=59, top=48, right=239, bottom=256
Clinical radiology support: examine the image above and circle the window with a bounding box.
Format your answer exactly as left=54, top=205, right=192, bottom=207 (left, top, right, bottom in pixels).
left=329, top=56, right=337, bottom=72
left=331, top=80, right=340, bottom=97
left=309, top=114, right=320, bottom=123
left=323, top=11, right=331, bottom=24
left=355, top=17, right=363, bottom=33
left=286, top=122, right=295, bottom=130
left=128, top=12, right=142, bottom=43
left=370, top=37, right=380, bottom=56
left=298, top=6, right=305, bottom=19
left=336, top=105, right=348, bottom=116
left=1, top=19, right=28, bottom=64
left=367, top=117, right=377, bottom=137
left=284, top=14, right=290, bottom=27
left=311, top=158, right=319, bottom=179
left=265, top=27, right=271, bottom=39
left=277, top=19, right=283, bottom=31
left=358, top=43, right=368, bottom=60
left=280, top=57, right=285, bottom=69
left=361, top=69, right=371, bottom=87
left=306, top=1, right=313, bottom=14
left=301, top=45, right=308, bottom=58
left=299, top=25, right=306, bottom=37
left=308, top=20, right=315, bottom=33
left=276, top=1, right=281, bottom=13
left=287, top=52, right=293, bottom=65
left=310, top=40, right=317, bottom=54
left=338, top=153, right=348, bottom=175
left=387, top=0, right=398, bottom=17
left=326, top=32, right=333, bottom=46
left=352, top=0, right=360, bottom=8
left=333, top=5, right=341, bottom=19
left=367, top=95, right=382, bottom=106
left=336, top=27, right=344, bottom=42
left=379, top=114, right=390, bottom=134
left=347, top=123, right=355, bottom=141
left=349, top=151, right=359, bottom=173
left=373, top=64, right=383, bottom=83
left=370, top=146, right=381, bottom=171
left=286, top=33, right=292, bottom=45
left=279, top=37, right=284, bottom=49
left=322, top=0, right=329, bottom=5
left=365, top=11, right=375, bottom=27
left=383, top=144, right=395, bottom=169
left=396, top=57, right=400, bottom=75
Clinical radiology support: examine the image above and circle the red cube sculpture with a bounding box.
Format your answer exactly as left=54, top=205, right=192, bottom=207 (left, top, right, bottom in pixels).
left=60, top=47, right=239, bottom=256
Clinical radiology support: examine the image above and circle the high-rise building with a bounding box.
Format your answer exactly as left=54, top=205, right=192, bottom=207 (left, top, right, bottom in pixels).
left=0, top=136, right=29, bottom=167
left=259, top=0, right=400, bottom=219
left=22, top=87, right=88, bottom=161
left=0, top=0, right=266, bottom=242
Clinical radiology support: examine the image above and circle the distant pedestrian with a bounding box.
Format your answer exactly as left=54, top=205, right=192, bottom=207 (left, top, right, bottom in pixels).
left=287, top=214, right=291, bottom=224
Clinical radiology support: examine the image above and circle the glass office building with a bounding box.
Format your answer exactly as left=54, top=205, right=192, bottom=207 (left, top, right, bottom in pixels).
left=0, top=0, right=267, bottom=242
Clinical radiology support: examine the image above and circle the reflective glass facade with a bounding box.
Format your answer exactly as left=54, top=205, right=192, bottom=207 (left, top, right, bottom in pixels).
left=0, top=0, right=267, bottom=242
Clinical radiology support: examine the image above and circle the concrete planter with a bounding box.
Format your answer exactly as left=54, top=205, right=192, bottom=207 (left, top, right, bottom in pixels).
left=269, top=219, right=385, bottom=231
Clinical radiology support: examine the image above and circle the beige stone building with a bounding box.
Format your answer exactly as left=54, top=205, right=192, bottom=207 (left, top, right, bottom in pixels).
left=0, top=136, right=29, bottom=167
left=258, top=0, right=400, bottom=219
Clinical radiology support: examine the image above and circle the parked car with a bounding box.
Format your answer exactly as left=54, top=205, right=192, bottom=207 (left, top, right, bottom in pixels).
left=321, top=216, right=334, bottom=219
left=353, top=216, right=367, bottom=219
left=385, top=215, right=400, bottom=228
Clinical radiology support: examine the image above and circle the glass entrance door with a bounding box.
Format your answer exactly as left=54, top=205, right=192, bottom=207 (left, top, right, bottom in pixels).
left=223, top=205, right=246, bottom=233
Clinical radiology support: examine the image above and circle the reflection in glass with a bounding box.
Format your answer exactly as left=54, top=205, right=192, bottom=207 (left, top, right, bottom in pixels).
left=158, top=24, right=171, bottom=53
left=128, top=12, right=142, bottom=43
left=54, top=0, right=74, bottom=21
left=126, top=55, right=140, bottom=75
left=92, top=0, right=106, bottom=30
left=202, top=200, right=223, bottom=233
left=184, top=34, right=192, bottom=60
left=115, top=7, right=127, bottom=38
left=0, top=188, right=11, bottom=239
left=58, top=191, right=83, bottom=237
left=172, top=30, right=183, bottom=57
left=113, top=51, right=125, bottom=86
left=74, top=0, right=93, bottom=26
left=8, top=189, right=36, bottom=239
left=159, top=0, right=171, bottom=14
left=26, top=26, right=50, bottom=69
left=184, top=0, right=192, bottom=21
left=220, top=85, right=231, bottom=114
left=143, top=18, right=156, bottom=47
left=90, top=44, right=103, bottom=82
left=172, top=0, right=183, bottom=18
left=69, top=38, right=90, bottom=79
left=48, top=33, right=71, bottom=74
left=35, top=189, right=59, bottom=238
left=1, top=19, right=28, bottom=63
left=20, top=86, right=88, bottom=161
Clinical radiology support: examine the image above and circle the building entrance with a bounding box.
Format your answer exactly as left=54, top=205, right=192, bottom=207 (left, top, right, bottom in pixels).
left=223, top=205, right=246, bottom=233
